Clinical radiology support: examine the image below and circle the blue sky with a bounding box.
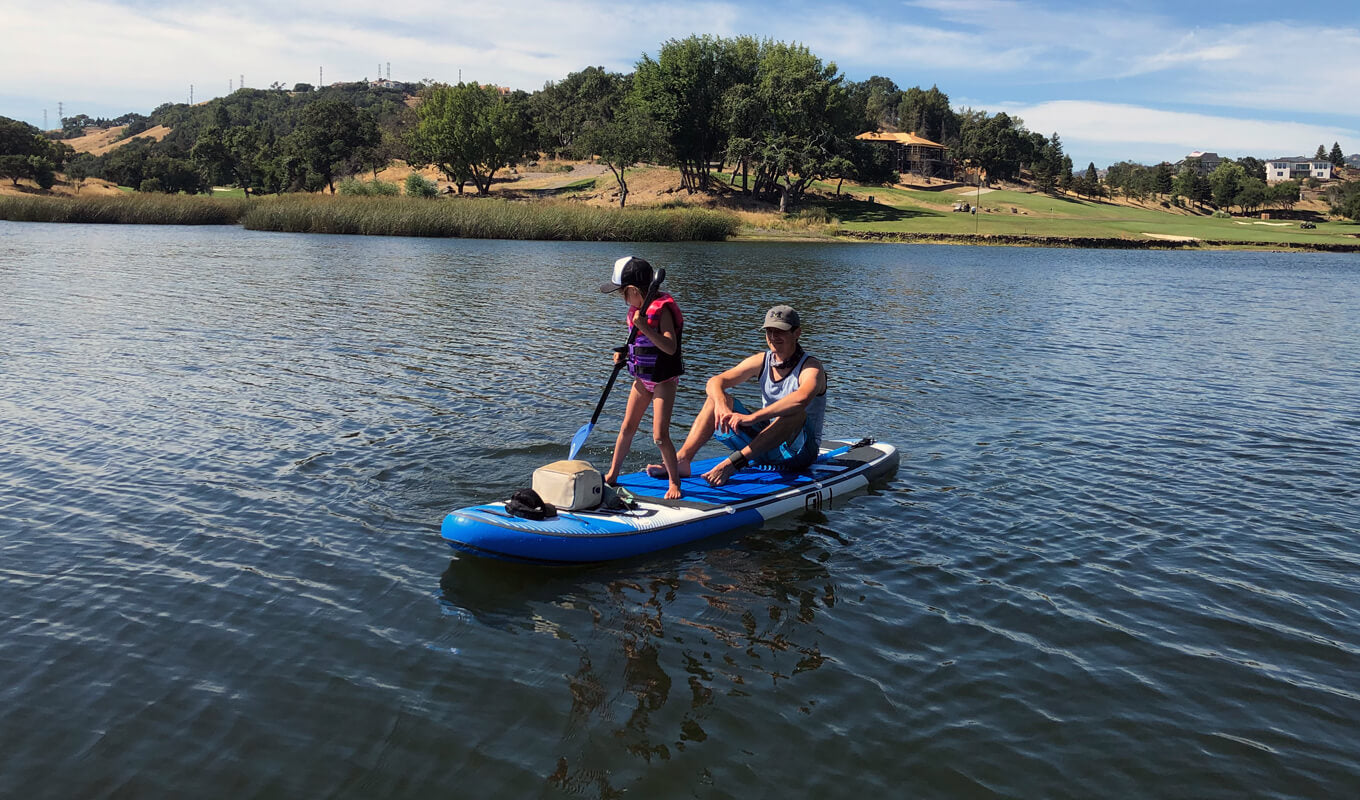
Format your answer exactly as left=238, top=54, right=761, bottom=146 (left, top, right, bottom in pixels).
left=4, top=0, right=1357, bottom=167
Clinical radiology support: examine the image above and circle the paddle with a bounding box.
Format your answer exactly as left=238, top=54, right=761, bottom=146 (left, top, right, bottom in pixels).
left=568, top=268, right=666, bottom=460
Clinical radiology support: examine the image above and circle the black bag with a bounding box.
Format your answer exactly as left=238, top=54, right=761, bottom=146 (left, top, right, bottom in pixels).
left=505, top=488, right=557, bottom=520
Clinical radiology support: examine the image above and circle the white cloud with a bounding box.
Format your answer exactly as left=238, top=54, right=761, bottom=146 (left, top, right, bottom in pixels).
left=1000, top=100, right=1360, bottom=165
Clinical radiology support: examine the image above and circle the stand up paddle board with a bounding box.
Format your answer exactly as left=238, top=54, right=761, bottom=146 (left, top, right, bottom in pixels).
left=440, top=439, right=898, bottom=563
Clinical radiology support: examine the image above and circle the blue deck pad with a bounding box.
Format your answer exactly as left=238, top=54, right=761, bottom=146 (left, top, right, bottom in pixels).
left=614, top=454, right=821, bottom=504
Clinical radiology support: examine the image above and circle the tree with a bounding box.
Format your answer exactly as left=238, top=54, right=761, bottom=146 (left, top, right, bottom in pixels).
left=1155, top=162, right=1174, bottom=196
left=0, top=154, right=28, bottom=185
left=1327, top=180, right=1360, bottom=220
left=1209, top=161, right=1246, bottom=211
left=1268, top=180, right=1300, bottom=210
left=846, top=76, right=901, bottom=132
left=1235, top=177, right=1267, bottom=214
left=897, top=86, right=958, bottom=145
left=531, top=66, right=628, bottom=158
left=632, top=35, right=754, bottom=192
left=1315, top=144, right=1327, bottom=160
left=718, top=39, right=857, bottom=212
left=1236, top=156, right=1266, bottom=182
left=288, top=99, right=381, bottom=193
left=956, top=110, right=1030, bottom=183
left=579, top=96, right=655, bottom=207
left=408, top=82, right=532, bottom=195
left=1330, top=142, right=1345, bottom=168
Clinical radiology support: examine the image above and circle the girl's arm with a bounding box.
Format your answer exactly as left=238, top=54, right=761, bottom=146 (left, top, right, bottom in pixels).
left=630, top=306, right=678, bottom=355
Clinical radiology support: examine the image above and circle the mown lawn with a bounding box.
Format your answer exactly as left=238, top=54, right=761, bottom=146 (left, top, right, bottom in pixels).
left=812, top=183, right=1360, bottom=246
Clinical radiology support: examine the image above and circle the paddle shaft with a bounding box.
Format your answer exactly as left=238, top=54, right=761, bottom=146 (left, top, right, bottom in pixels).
left=587, top=268, right=666, bottom=428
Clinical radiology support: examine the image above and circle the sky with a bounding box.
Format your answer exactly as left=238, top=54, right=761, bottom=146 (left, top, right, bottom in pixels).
left=4, top=0, right=1358, bottom=168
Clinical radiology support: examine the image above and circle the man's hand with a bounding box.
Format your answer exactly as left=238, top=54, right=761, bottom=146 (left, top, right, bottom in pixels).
left=714, top=407, right=751, bottom=434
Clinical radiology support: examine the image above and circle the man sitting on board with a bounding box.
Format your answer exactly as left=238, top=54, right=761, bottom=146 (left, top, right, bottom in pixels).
left=647, top=305, right=827, bottom=487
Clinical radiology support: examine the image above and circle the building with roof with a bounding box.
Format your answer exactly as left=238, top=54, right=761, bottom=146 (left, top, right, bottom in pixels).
left=1266, top=157, right=1334, bottom=184
left=854, top=131, right=950, bottom=179
left=1176, top=151, right=1222, bottom=175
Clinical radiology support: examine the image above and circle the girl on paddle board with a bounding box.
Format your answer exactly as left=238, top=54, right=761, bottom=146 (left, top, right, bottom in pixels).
left=598, top=256, right=685, bottom=499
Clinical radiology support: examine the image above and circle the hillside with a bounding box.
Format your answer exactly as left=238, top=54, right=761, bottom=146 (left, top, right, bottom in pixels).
left=63, top=125, right=171, bottom=156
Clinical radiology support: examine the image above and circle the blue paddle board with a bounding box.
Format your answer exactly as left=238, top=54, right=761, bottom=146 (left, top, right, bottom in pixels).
left=440, top=439, right=898, bottom=563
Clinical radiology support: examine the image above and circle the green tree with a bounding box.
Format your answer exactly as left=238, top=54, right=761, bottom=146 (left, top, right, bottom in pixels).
left=288, top=99, right=381, bottom=193
left=531, top=66, right=629, bottom=158
left=1209, top=161, right=1246, bottom=211
left=846, top=75, right=902, bottom=132
left=1236, top=156, right=1266, bottom=182
left=0, top=154, right=28, bottom=185
left=632, top=35, right=753, bottom=192
left=1268, top=180, right=1300, bottom=210
left=408, top=82, right=532, bottom=194
left=1330, top=142, right=1345, bottom=168
left=1315, top=144, right=1327, bottom=160
left=1326, top=180, right=1360, bottom=219
left=719, top=39, right=856, bottom=212
left=579, top=96, right=656, bottom=207
left=956, top=110, right=1030, bottom=183
left=1154, top=162, right=1174, bottom=196
left=897, top=86, right=958, bottom=145
left=1234, top=177, right=1267, bottom=214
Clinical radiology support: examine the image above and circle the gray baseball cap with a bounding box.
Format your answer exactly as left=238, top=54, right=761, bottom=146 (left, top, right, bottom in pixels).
left=763, top=305, right=801, bottom=330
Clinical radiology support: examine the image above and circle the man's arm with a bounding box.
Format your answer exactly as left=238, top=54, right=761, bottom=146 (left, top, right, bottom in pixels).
left=707, top=353, right=765, bottom=433
left=737, top=356, right=825, bottom=425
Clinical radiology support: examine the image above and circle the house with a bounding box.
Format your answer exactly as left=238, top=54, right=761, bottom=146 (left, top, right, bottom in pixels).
left=1265, top=157, right=1333, bottom=184
left=855, top=131, right=950, bottom=178
left=1176, top=151, right=1222, bottom=175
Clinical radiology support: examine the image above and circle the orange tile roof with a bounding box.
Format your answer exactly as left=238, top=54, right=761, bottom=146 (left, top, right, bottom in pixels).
left=855, top=131, right=946, bottom=148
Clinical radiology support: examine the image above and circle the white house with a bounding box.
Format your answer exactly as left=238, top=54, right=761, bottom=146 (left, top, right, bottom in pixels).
left=1265, top=157, right=1333, bottom=184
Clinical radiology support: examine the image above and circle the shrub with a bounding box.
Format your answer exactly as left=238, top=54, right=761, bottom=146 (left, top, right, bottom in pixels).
left=0, top=193, right=247, bottom=224
left=338, top=178, right=400, bottom=196
left=240, top=195, right=740, bottom=241
left=405, top=173, right=438, bottom=198
left=1212, top=210, right=1231, bottom=219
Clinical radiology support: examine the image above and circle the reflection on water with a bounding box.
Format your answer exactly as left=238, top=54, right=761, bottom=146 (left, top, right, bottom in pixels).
left=439, top=528, right=839, bottom=792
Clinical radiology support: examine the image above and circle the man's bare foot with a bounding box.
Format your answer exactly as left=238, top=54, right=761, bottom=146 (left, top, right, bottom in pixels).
left=702, top=460, right=737, bottom=487
left=645, top=460, right=691, bottom=479
left=665, top=483, right=683, bottom=500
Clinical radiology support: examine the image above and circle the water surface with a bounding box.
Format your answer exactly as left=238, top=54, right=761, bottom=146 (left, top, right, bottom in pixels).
left=2, top=223, right=1359, bottom=798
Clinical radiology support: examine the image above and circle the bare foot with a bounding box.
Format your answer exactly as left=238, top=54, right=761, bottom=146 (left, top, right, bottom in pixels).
left=603, top=471, right=618, bottom=486
left=665, top=483, right=683, bottom=500
left=702, top=460, right=737, bottom=487
left=645, top=460, right=691, bottom=479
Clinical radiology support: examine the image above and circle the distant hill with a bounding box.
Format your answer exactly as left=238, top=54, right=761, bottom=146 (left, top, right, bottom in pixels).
left=65, top=125, right=171, bottom=156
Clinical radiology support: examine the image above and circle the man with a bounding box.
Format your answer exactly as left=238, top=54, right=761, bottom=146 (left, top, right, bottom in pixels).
left=647, top=305, right=827, bottom=487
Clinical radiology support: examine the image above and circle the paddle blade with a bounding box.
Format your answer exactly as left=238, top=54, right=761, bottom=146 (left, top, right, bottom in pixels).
left=568, top=421, right=594, bottom=460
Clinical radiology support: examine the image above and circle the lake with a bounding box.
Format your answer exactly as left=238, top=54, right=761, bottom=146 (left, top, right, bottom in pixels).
left=2, top=222, right=1358, bottom=798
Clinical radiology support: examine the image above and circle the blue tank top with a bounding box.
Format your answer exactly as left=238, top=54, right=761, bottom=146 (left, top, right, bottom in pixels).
left=760, top=350, right=825, bottom=445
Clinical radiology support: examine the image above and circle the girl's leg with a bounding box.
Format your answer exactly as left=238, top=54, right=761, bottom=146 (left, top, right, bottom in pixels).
left=605, top=380, right=653, bottom=484
left=649, top=380, right=683, bottom=499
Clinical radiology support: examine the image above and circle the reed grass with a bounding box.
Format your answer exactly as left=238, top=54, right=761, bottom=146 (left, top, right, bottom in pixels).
left=239, top=195, right=740, bottom=241
left=0, top=193, right=247, bottom=225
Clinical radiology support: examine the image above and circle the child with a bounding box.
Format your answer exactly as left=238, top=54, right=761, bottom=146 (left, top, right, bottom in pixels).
left=597, top=256, right=685, bottom=499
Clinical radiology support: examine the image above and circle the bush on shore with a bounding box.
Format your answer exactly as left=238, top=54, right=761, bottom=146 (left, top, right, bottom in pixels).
left=0, top=192, right=739, bottom=241
left=239, top=195, right=740, bottom=241
left=405, top=174, right=438, bottom=198
left=0, top=193, right=247, bottom=224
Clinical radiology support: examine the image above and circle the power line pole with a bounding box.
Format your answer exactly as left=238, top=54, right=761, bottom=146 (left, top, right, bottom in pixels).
left=190, top=84, right=194, bottom=104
